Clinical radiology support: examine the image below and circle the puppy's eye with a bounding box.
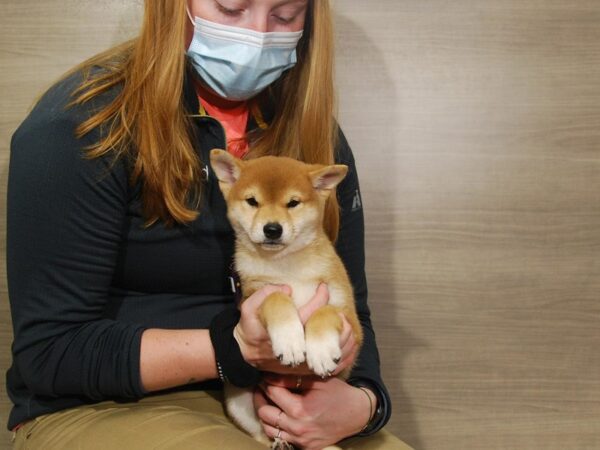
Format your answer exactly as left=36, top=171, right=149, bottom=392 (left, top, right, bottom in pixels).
left=246, top=197, right=259, bottom=207
left=286, top=199, right=300, bottom=208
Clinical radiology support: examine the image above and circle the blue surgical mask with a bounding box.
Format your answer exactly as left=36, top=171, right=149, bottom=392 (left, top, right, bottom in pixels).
left=186, top=12, right=303, bottom=101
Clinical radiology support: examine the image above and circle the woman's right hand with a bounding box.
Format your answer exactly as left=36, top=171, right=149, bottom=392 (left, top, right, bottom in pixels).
left=233, top=284, right=293, bottom=370
left=233, top=283, right=358, bottom=376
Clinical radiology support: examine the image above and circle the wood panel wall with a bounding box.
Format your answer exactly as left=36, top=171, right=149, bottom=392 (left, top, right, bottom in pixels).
left=1, top=1, right=599, bottom=449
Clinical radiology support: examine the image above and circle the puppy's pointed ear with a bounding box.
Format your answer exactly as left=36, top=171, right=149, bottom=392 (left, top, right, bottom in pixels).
left=309, top=165, right=348, bottom=197
left=210, top=148, right=242, bottom=184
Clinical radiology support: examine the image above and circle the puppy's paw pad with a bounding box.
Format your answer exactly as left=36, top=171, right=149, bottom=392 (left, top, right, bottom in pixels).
left=305, top=331, right=342, bottom=378
left=269, top=321, right=306, bottom=367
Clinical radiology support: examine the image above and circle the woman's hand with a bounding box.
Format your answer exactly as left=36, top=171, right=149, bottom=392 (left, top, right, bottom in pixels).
left=234, top=283, right=332, bottom=374
left=254, top=375, right=376, bottom=450
left=234, top=283, right=359, bottom=376
left=233, top=284, right=291, bottom=370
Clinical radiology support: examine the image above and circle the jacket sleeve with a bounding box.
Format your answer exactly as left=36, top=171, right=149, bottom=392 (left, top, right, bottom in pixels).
left=334, top=128, right=392, bottom=434
left=6, top=77, right=146, bottom=401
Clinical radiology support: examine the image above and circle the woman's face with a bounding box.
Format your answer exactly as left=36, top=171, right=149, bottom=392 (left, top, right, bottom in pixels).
left=185, top=0, right=310, bottom=103
left=187, top=0, right=309, bottom=33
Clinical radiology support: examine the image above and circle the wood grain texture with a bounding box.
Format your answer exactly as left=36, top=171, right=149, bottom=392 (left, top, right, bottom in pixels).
left=0, top=295, right=11, bottom=449
left=333, top=1, right=600, bottom=449
left=1, top=1, right=599, bottom=449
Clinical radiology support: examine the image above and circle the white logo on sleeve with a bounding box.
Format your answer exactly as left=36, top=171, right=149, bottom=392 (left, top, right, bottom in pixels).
left=351, top=189, right=362, bottom=212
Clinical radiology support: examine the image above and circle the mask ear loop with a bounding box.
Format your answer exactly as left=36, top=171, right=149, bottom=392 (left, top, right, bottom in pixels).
left=185, top=5, right=196, bottom=27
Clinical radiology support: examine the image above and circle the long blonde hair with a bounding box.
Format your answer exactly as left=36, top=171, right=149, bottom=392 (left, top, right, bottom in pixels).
left=67, top=0, right=340, bottom=239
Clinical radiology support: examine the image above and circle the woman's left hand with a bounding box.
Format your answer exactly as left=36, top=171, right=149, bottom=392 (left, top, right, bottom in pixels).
left=254, top=374, right=376, bottom=450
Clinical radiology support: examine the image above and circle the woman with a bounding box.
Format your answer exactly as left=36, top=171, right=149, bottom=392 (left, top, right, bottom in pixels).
left=6, top=1, right=411, bottom=449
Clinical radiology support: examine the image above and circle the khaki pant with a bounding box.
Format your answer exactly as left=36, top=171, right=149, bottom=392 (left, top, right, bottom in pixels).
left=13, top=390, right=413, bottom=450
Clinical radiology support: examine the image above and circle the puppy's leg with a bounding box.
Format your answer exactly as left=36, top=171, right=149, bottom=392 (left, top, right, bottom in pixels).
left=259, top=291, right=306, bottom=367
left=224, top=384, right=270, bottom=445
left=304, top=305, right=344, bottom=378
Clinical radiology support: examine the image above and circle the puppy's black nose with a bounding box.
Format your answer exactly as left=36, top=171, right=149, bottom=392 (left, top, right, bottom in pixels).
left=263, top=222, right=283, bottom=240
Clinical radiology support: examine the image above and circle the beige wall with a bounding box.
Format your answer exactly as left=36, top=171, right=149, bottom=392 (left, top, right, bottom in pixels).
left=2, top=1, right=600, bottom=449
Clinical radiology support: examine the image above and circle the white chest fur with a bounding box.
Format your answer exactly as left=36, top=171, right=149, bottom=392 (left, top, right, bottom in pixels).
left=236, top=248, right=347, bottom=308
left=288, top=281, right=321, bottom=308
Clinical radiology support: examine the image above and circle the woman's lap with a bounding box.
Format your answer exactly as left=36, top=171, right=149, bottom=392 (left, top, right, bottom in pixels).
left=13, top=390, right=412, bottom=450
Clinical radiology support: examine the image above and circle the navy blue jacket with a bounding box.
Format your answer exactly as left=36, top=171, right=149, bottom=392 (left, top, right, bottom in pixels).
left=6, top=66, right=391, bottom=433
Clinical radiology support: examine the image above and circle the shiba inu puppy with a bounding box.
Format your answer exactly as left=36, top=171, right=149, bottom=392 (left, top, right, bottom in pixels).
left=210, top=149, right=363, bottom=449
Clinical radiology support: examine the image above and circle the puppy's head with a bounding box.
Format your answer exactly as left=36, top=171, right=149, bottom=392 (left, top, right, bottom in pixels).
left=210, top=149, right=347, bottom=255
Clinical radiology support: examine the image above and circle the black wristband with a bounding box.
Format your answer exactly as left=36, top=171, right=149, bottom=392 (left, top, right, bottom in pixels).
left=349, top=379, right=385, bottom=436
left=209, top=307, right=262, bottom=388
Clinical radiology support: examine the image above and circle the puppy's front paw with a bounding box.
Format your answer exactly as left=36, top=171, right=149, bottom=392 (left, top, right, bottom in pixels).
left=305, top=331, right=341, bottom=378
left=269, top=320, right=306, bottom=367
left=271, top=438, right=294, bottom=450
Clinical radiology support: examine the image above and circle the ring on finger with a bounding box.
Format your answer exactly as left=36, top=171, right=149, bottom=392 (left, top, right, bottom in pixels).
left=275, top=410, right=283, bottom=430
left=276, top=428, right=282, bottom=439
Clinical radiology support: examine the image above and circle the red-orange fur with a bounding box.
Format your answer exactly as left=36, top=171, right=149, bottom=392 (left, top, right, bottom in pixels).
left=210, top=149, right=362, bottom=448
